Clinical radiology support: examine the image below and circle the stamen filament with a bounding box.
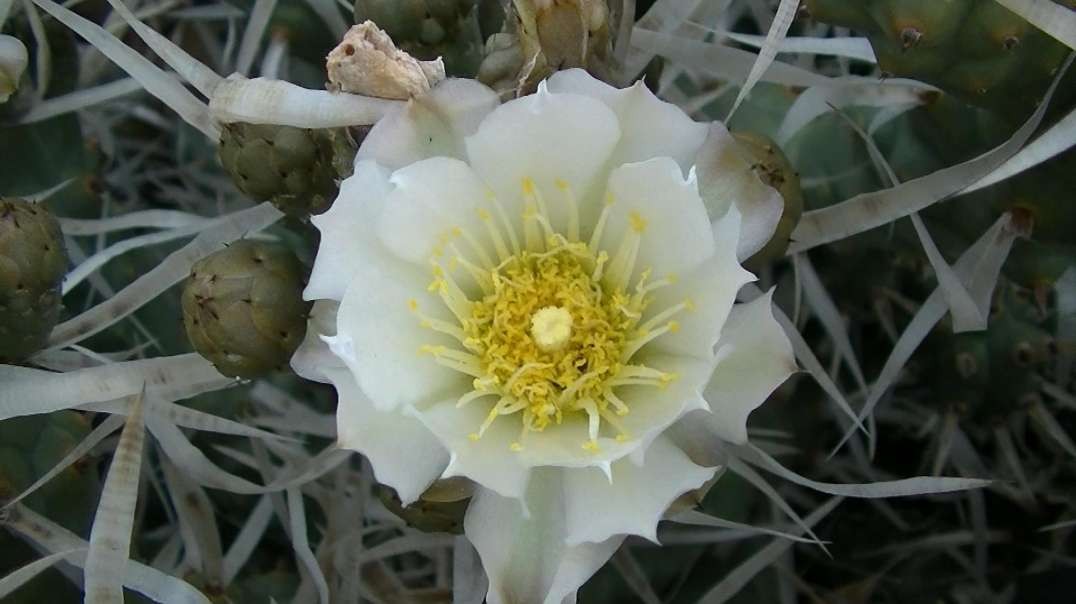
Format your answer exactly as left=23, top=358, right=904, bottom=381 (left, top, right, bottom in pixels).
left=477, top=207, right=511, bottom=262
left=603, top=389, right=630, bottom=415
left=457, top=227, right=496, bottom=271
left=621, top=321, right=678, bottom=361
left=420, top=345, right=486, bottom=377
left=556, top=179, right=580, bottom=242
left=417, top=313, right=468, bottom=343
left=599, top=407, right=631, bottom=441
left=588, top=193, right=614, bottom=252
left=606, top=227, right=641, bottom=292
left=429, top=263, right=474, bottom=323
left=579, top=398, right=601, bottom=445
left=457, top=388, right=498, bottom=408
left=638, top=302, right=690, bottom=335
left=487, top=190, right=521, bottom=255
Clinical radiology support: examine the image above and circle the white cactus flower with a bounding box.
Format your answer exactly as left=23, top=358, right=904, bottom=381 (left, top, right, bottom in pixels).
left=293, top=69, right=796, bottom=604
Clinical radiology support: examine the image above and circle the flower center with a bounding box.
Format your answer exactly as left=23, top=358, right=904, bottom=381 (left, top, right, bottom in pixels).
left=410, top=178, right=691, bottom=452
left=530, top=306, right=573, bottom=352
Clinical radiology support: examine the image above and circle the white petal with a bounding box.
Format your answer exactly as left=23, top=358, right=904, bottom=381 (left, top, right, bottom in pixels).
left=702, top=290, right=797, bottom=444
left=465, top=84, right=621, bottom=234
left=600, top=158, right=715, bottom=283
left=334, top=257, right=470, bottom=412
left=377, top=157, right=494, bottom=272
left=694, top=123, right=784, bottom=261
left=545, top=69, right=709, bottom=173
left=357, top=78, right=499, bottom=170
left=562, top=435, right=714, bottom=545
left=466, top=472, right=624, bottom=604
left=307, top=161, right=394, bottom=301
left=290, top=300, right=342, bottom=383
left=415, top=396, right=532, bottom=499
left=643, top=205, right=754, bottom=359
left=414, top=355, right=711, bottom=496
left=664, top=411, right=727, bottom=468
left=615, top=354, right=713, bottom=457
left=417, top=393, right=659, bottom=499
left=323, top=367, right=448, bottom=504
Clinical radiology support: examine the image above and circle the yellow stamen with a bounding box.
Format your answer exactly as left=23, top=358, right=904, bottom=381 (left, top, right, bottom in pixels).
left=588, top=193, right=615, bottom=252
left=412, top=178, right=685, bottom=449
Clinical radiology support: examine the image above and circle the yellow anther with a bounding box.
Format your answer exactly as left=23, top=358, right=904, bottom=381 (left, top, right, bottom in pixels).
left=522, top=177, right=536, bottom=194
left=555, top=178, right=569, bottom=190
left=629, top=211, right=648, bottom=233
left=412, top=216, right=689, bottom=449
left=684, top=297, right=696, bottom=312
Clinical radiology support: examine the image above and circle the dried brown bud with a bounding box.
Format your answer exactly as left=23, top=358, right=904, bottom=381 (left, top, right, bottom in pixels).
left=327, top=21, right=446, bottom=99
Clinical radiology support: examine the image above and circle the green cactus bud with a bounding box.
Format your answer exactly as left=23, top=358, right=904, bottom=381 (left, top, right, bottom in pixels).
left=181, top=240, right=311, bottom=379
left=0, top=198, right=67, bottom=363
left=733, top=131, right=804, bottom=267
left=219, top=123, right=351, bottom=219
left=329, top=126, right=368, bottom=181
left=355, top=0, right=429, bottom=42
left=354, top=0, right=484, bottom=76
left=375, top=479, right=471, bottom=534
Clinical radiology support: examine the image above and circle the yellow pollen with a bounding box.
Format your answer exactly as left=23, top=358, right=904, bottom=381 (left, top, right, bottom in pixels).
left=530, top=306, right=573, bottom=352
left=629, top=211, right=648, bottom=233
left=411, top=184, right=687, bottom=450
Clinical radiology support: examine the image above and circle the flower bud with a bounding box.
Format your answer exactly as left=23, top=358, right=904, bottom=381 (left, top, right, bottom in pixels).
left=0, top=198, right=67, bottom=363
left=181, top=241, right=310, bottom=379
left=733, top=131, right=804, bottom=267
left=218, top=123, right=350, bottom=218
left=0, top=35, right=29, bottom=104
